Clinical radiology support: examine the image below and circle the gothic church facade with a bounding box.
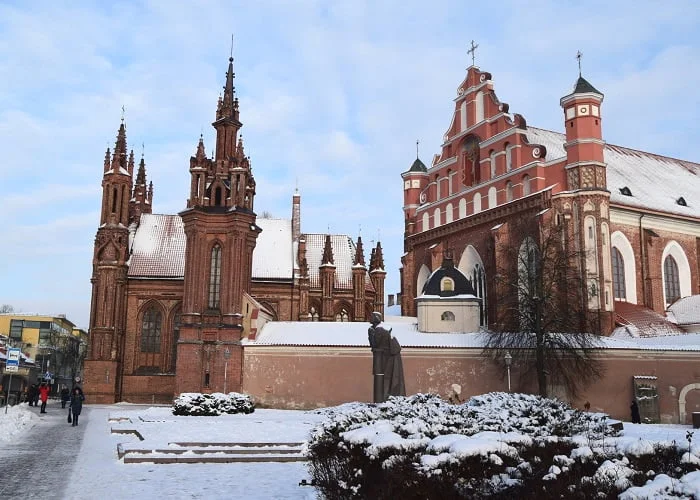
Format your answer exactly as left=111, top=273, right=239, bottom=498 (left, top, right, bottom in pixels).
left=85, top=56, right=385, bottom=403
left=401, top=64, right=700, bottom=334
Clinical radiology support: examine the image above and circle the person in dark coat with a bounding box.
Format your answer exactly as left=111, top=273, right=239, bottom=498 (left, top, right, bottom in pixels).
left=60, top=387, right=70, bottom=408
left=630, top=400, right=641, bottom=424
left=27, top=384, right=37, bottom=406
left=69, top=387, right=85, bottom=426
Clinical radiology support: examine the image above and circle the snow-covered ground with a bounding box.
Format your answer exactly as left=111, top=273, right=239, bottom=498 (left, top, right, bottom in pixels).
left=1, top=399, right=700, bottom=499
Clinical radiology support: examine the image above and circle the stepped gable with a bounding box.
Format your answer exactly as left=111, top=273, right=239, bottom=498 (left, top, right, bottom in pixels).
left=614, top=301, right=686, bottom=337
left=525, top=127, right=700, bottom=219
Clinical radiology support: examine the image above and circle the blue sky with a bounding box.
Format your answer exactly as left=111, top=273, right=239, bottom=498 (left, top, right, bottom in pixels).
left=1, top=1, right=699, bottom=329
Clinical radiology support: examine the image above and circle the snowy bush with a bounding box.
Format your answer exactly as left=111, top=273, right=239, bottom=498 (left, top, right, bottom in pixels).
left=172, top=392, right=255, bottom=416
left=307, top=392, right=700, bottom=499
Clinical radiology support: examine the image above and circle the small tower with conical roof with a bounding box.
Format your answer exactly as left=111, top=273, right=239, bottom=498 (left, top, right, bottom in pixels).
left=369, top=241, right=386, bottom=317
left=401, top=142, right=429, bottom=237
left=129, top=153, right=153, bottom=225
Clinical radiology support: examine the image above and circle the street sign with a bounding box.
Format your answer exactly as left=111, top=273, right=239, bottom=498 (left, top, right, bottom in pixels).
left=5, top=347, right=20, bottom=373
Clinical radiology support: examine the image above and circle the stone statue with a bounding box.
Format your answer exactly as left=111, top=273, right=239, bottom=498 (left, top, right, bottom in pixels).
left=368, top=311, right=405, bottom=403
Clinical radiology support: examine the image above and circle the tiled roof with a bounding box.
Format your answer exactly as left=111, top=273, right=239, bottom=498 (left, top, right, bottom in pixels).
left=668, top=295, right=700, bottom=326
left=613, top=301, right=686, bottom=337
left=525, top=127, right=700, bottom=219
left=128, top=214, right=186, bottom=278
left=304, top=233, right=373, bottom=291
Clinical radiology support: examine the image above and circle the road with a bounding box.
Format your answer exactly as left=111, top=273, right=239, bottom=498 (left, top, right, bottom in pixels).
left=0, top=401, right=88, bottom=499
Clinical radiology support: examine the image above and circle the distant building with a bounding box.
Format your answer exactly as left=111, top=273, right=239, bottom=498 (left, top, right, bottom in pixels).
left=85, top=54, right=386, bottom=403
left=0, top=313, right=85, bottom=398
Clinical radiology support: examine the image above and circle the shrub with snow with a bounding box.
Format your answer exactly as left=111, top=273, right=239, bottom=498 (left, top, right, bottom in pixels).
left=307, top=392, right=700, bottom=499
left=172, top=392, right=255, bottom=416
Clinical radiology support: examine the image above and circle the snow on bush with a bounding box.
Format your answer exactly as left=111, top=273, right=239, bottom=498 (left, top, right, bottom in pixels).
left=172, top=392, right=255, bottom=416
left=307, top=392, right=700, bottom=499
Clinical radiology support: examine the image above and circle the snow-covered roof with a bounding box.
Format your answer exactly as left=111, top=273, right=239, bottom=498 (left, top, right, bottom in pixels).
left=128, top=214, right=186, bottom=278
left=304, top=234, right=372, bottom=291
left=668, top=295, right=700, bottom=326
left=250, top=320, right=700, bottom=351
left=526, top=127, right=700, bottom=219
left=127, top=215, right=358, bottom=286
left=252, top=218, right=294, bottom=280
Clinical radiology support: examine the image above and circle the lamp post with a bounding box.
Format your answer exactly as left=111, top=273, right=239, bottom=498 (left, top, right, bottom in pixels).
left=223, top=348, right=231, bottom=394
left=504, top=351, right=513, bottom=392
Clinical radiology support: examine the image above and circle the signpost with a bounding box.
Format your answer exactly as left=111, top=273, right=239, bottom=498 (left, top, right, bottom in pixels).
left=4, top=347, right=20, bottom=414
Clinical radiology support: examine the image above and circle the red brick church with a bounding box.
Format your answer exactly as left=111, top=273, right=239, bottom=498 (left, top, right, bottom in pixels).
left=84, top=55, right=386, bottom=403
left=401, top=59, right=699, bottom=336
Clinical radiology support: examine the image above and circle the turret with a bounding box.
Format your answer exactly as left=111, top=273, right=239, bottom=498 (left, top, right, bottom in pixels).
left=401, top=154, right=428, bottom=236
left=320, top=234, right=336, bottom=321
left=129, top=153, right=153, bottom=225
left=352, top=236, right=367, bottom=321
left=100, top=122, right=132, bottom=227
left=369, top=241, right=386, bottom=317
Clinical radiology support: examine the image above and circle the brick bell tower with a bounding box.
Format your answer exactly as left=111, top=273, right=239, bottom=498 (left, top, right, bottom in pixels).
left=176, top=53, right=262, bottom=395
left=554, top=58, right=614, bottom=334
left=85, top=121, right=133, bottom=403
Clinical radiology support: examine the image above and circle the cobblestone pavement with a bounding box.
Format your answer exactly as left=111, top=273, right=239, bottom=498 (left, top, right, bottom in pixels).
left=0, top=402, right=88, bottom=499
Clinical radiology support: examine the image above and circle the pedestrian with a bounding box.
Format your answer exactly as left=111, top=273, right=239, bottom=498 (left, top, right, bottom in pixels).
left=630, top=400, right=641, bottom=424
left=33, top=384, right=40, bottom=407
left=60, top=387, right=70, bottom=409
left=69, top=387, right=85, bottom=426
left=38, top=382, right=50, bottom=413
left=27, top=384, right=37, bottom=406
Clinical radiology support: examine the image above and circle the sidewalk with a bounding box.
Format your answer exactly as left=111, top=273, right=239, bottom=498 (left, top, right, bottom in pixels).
left=0, top=401, right=87, bottom=499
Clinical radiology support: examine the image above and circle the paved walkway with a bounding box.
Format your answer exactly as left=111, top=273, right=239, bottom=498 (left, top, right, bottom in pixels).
left=0, top=402, right=88, bottom=499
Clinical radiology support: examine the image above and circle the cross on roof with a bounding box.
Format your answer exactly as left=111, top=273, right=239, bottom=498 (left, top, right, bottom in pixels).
left=416, top=139, right=419, bottom=159
left=121, top=105, right=126, bottom=123
left=467, top=40, right=479, bottom=67
left=576, top=50, right=583, bottom=77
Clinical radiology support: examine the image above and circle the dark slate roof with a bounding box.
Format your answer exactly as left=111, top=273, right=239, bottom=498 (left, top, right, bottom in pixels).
left=409, top=158, right=427, bottom=172
left=573, top=76, right=602, bottom=95
left=421, top=257, right=475, bottom=297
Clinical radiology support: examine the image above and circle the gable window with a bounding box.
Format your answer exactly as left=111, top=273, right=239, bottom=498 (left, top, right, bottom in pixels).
left=490, top=150, right=496, bottom=178
left=612, top=247, right=626, bottom=300
left=208, top=244, right=222, bottom=309
left=522, top=174, right=531, bottom=196
left=440, top=277, right=454, bottom=292
left=506, top=181, right=514, bottom=202
left=619, top=186, right=632, bottom=196
left=505, top=143, right=513, bottom=172
left=141, top=307, right=162, bottom=353
left=664, top=255, right=681, bottom=305
left=677, top=197, right=687, bottom=206
left=441, top=311, right=455, bottom=321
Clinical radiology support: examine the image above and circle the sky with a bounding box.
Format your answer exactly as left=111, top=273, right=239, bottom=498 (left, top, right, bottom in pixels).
left=0, top=1, right=699, bottom=329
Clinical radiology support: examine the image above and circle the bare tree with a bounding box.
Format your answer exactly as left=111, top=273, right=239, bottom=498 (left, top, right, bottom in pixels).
left=483, top=211, right=605, bottom=398
left=0, top=304, right=14, bottom=313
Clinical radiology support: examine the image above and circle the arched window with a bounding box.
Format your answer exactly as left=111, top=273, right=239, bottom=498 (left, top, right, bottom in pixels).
left=433, top=207, right=441, bottom=227
left=441, top=311, right=455, bottom=321
left=488, top=186, right=497, bottom=208
left=490, top=150, right=497, bottom=178
left=522, top=174, right=531, bottom=196
left=612, top=247, right=626, bottom=300
left=422, top=212, right=430, bottom=231
left=141, top=307, right=162, bottom=353
left=215, top=187, right=223, bottom=206
left=208, top=244, right=222, bottom=309
left=664, top=255, right=681, bottom=305
left=475, top=91, right=484, bottom=123
left=473, top=192, right=482, bottom=213
left=310, top=306, right=320, bottom=322
left=459, top=198, right=467, bottom=218
left=506, top=181, right=514, bottom=202
left=441, top=277, right=454, bottom=292
left=445, top=203, right=454, bottom=223
left=505, top=143, right=512, bottom=172
left=335, top=309, right=350, bottom=322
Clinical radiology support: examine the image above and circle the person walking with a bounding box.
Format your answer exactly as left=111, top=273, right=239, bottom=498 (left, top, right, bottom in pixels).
left=60, top=387, right=70, bottom=409
left=27, top=384, right=37, bottom=406
left=38, top=382, right=50, bottom=413
left=69, top=387, right=85, bottom=426
left=630, top=400, right=641, bottom=424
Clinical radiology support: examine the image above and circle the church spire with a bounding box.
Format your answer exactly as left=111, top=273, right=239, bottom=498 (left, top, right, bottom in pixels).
left=111, top=122, right=128, bottom=172
left=196, top=134, right=206, bottom=160
left=321, top=235, right=335, bottom=265
left=127, top=150, right=135, bottom=177
left=213, top=49, right=242, bottom=162
left=354, top=236, right=365, bottom=267
left=135, top=155, right=147, bottom=186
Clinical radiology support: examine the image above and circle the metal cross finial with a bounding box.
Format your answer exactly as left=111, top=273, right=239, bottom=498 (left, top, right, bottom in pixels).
left=416, top=139, right=419, bottom=159
left=141, top=142, right=145, bottom=158
left=358, top=223, right=362, bottom=236
left=467, top=40, right=479, bottom=67
left=121, top=105, right=126, bottom=123
left=230, top=34, right=234, bottom=59
left=576, top=50, right=583, bottom=77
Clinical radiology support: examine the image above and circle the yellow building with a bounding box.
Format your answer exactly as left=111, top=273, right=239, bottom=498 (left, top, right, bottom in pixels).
left=0, top=313, right=87, bottom=400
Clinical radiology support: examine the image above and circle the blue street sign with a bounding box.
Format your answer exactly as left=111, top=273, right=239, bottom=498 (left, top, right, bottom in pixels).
left=6, top=347, right=20, bottom=372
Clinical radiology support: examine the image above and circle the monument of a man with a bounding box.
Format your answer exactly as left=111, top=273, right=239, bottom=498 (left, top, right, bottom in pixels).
left=368, top=312, right=405, bottom=403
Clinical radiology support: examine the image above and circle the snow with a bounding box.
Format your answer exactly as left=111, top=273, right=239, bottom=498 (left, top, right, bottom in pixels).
left=669, top=296, right=700, bottom=326
left=252, top=218, right=294, bottom=279
left=3, top=394, right=700, bottom=498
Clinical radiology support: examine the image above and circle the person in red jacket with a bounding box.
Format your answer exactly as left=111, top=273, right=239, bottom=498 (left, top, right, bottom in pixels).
left=38, top=382, right=50, bottom=414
